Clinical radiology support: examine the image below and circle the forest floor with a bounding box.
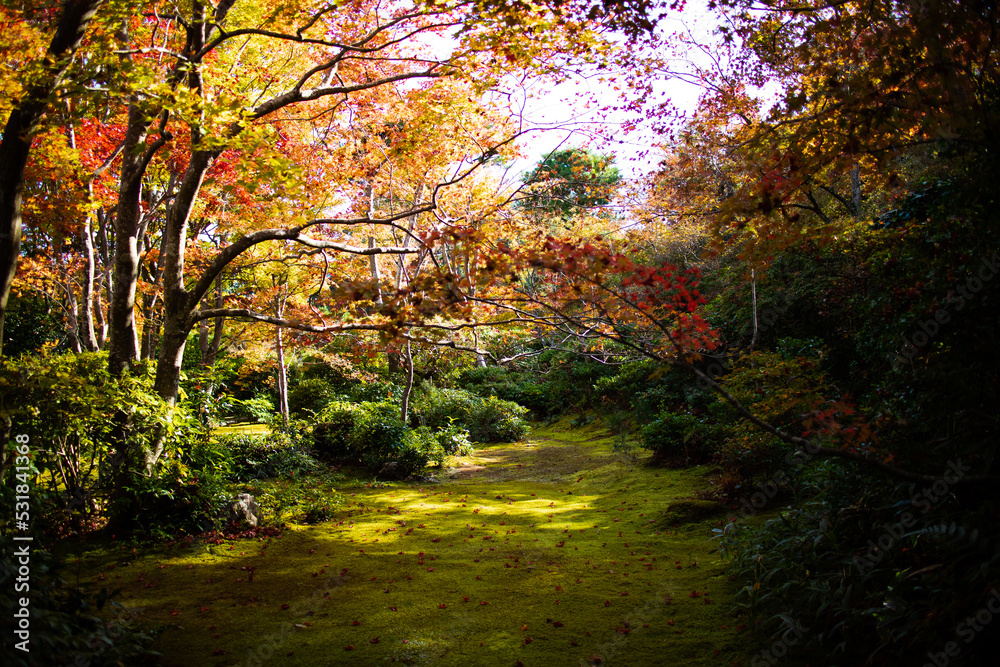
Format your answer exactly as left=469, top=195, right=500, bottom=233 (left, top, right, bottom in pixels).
left=63, top=418, right=753, bottom=666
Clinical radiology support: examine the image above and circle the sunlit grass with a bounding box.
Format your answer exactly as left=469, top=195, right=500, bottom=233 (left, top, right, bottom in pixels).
left=70, top=417, right=752, bottom=666
left=213, top=423, right=270, bottom=436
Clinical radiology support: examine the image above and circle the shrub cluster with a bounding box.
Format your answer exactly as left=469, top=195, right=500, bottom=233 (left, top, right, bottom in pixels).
left=412, top=386, right=530, bottom=443
left=312, top=400, right=475, bottom=478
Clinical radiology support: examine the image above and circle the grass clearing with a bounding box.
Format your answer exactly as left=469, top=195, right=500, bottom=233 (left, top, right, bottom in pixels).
left=66, top=418, right=750, bottom=666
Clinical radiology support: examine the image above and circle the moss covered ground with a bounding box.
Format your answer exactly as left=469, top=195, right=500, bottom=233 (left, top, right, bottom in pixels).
left=66, top=419, right=752, bottom=666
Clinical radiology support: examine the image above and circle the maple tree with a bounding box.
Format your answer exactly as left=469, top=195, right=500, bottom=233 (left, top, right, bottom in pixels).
left=1, top=0, right=677, bottom=502
left=0, top=0, right=104, bottom=356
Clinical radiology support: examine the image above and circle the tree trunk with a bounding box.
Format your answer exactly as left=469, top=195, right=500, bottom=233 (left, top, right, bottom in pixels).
left=95, top=208, right=110, bottom=348
left=79, top=212, right=100, bottom=351
left=749, top=267, right=758, bottom=352
left=0, top=0, right=104, bottom=356
left=139, top=293, right=159, bottom=360
left=154, top=150, right=215, bottom=401
left=108, top=103, right=155, bottom=375
left=276, top=324, right=289, bottom=426
left=850, top=165, right=862, bottom=220
left=199, top=276, right=225, bottom=368
left=66, top=104, right=100, bottom=351
left=273, top=284, right=290, bottom=426
left=400, top=340, right=414, bottom=424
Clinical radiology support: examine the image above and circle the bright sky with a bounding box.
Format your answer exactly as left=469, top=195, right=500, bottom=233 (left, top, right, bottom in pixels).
left=511, top=1, right=721, bottom=182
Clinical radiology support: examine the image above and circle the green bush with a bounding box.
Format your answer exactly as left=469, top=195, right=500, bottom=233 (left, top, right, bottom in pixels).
left=288, top=377, right=344, bottom=417
left=0, top=351, right=206, bottom=534
left=348, top=381, right=403, bottom=403
left=715, top=464, right=1000, bottom=666
left=227, top=393, right=275, bottom=423
left=296, top=486, right=343, bottom=524
left=641, top=411, right=721, bottom=465
left=466, top=395, right=530, bottom=443
left=312, top=401, right=360, bottom=461
left=0, top=534, right=158, bottom=666
left=120, top=458, right=232, bottom=535
left=213, top=432, right=322, bottom=481
left=348, top=402, right=410, bottom=468
left=412, top=386, right=480, bottom=429
left=413, top=386, right=528, bottom=443
left=458, top=365, right=567, bottom=418
left=434, top=422, right=474, bottom=456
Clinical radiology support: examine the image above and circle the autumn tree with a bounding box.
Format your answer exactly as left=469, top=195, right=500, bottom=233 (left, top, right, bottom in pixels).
left=521, top=146, right=622, bottom=217
left=0, top=0, right=104, bottom=356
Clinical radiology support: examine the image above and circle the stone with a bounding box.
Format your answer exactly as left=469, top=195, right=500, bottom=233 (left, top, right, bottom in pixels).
left=378, top=461, right=407, bottom=480
left=229, top=493, right=259, bottom=528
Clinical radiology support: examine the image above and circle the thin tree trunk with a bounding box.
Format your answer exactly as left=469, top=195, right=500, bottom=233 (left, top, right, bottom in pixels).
left=274, top=288, right=289, bottom=427
left=79, top=212, right=100, bottom=351
left=276, top=325, right=289, bottom=426
left=63, top=109, right=102, bottom=351
left=201, top=276, right=225, bottom=368
left=749, top=267, right=759, bottom=352
left=95, top=208, right=110, bottom=347
left=154, top=146, right=216, bottom=401
left=139, top=293, right=159, bottom=360
left=400, top=340, right=414, bottom=424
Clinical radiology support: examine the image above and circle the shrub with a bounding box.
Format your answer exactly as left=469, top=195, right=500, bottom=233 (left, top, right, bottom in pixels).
left=458, top=365, right=567, bottom=418
left=122, top=458, right=232, bottom=535
left=214, top=432, right=322, bottom=482
left=348, top=402, right=409, bottom=468
left=288, top=377, right=344, bottom=417
left=397, top=428, right=437, bottom=474
left=349, top=381, right=403, bottom=403
left=641, top=411, right=722, bottom=465
left=466, top=395, right=530, bottom=443
left=434, top=422, right=474, bottom=456
left=312, top=401, right=360, bottom=461
left=0, top=351, right=205, bottom=534
left=297, top=486, right=342, bottom=524
left=715, top=463, right=1000, bottom=666
left=227, top=393, right=275, bottom=423
left=0, top=534, right=158, bottom=667
left=412, top=386, right=480, bottom=429
left=413, top=386, right=528, bottom=443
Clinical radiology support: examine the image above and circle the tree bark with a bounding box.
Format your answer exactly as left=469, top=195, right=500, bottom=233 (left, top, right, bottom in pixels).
left=850, top=165, right=862, bottom=220
left=66, top=106, right=101, bottom=351
left=400, top=340, right=415, bottom=424
left=108, top=103, right=156, bottom=375
left=0, top=0, right=105, bottom=356
left=153, top=148, right=214, bottom=400
left=276, top=322, right=289, bottom=427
